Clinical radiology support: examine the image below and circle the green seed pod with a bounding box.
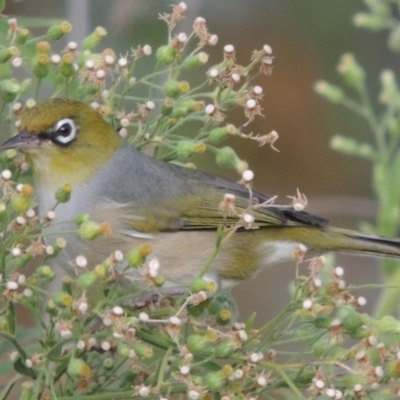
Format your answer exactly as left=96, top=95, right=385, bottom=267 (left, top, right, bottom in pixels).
left=204, top=370, right=226, bottom=392
left=215, top=146, right=241, bottom=170
left=78, top=270, right=98, bottom=289
left=36, top=265, right=56, bottom=282
left=117, top=342, right=131, bottom=357
left=67, top=358, right=91, bottom=377
left=62, top=276, right=73, bottom=294
left=312, top=315, right=331, bottom=329
left=186, top=334, right=212, bottom=356
left=0, top=46, right=19, bottom=63
left=314, top=80, right=344, bottom=103
left=342, top=313, right=364, bottom=333
left=209, top=124, right=237, bottom=143
left=53, top=291, right=73, bottom=308
left=55, top=183, right=72, bottom=203
left=156, top=44, right=177, bottom=65
left=82, top=26, right=107, bottom=51
left=45, top=300, right=58, bottom=317
left=14, top=254, right=33, bottom=270
left=127, top=248, right=146, bottom=267
left=337, top=53, right=365, bottom=88
left=79, top=220, right=101, bottom=240
left=190, top=278, right=210, bottom=293
left=19, top=79, right=31, bottom=95
left=176, top=140, right=203, bottom=158
left=0, top=315, right=9, bottom=332
left=11, top=193, right=32, bottom=213
left=47, top=21, right=72, bottom=40
left=171, top=106, right=189, bottom=118
left=0, top=79, right=20, bottom=103
left=161, top=98, right=174, bottom=116
left=133, top=342, right=154, bottom=359
left=16, top=28, right=30, bottom=45
left=214, top=339, right=236, bottom=358
left=0, top=62, right=11, bottom=78
left=187, top=301, right=208, bottom=317
left=73, top=213, right=90, bottom=225
left=103, top=357, right=114, bottom=369
left=348, top=325, right=370, bottom=340
left=163, top=80, right=190, bottom=97
left=32, top=54, right=50, bottom=79
left=20, top=381, right=34, bottom=400
left=216, top=309, right=232, bottom=325
left=387, top=360, right=400, bottom=378
left=60, top=54, right=75, bottom=77
left=183, top=52, right=209, bottom=69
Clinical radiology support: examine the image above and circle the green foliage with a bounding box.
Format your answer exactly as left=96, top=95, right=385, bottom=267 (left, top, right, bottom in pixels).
left=1, top=1, right=400, bottom=399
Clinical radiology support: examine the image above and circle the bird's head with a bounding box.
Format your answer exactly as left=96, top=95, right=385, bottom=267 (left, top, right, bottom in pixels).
left=1, top=98, right=122, bottom=188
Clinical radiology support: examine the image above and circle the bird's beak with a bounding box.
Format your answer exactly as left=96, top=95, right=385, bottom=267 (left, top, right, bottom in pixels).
left=0, top=131, right=42, bottom=151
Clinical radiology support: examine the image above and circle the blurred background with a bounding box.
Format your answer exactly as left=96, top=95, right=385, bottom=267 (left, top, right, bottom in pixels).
left=4, top=0, right=394, bottom=324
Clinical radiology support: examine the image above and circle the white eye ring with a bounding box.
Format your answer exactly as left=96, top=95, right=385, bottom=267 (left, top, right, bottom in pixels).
left=53, top=118, right=77, bottom=145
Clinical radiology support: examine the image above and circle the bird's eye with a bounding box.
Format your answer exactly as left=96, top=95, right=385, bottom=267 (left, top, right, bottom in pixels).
left=52, top=118, right=77, bottom=146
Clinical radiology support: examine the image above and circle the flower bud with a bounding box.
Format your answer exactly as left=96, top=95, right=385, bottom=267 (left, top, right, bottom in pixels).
left=163, top=79, right=190, bottom=97
left=156, top=44, right=177, bottom=65
left=11, top=184, right=33, bottom=212
left=47, top=21, right=72, bottom=40
left=0, top=79, right=20, bottom=103
left=214, top=339, right=236, bottom=358
left=0, top=315, right=9, bottom=332
left=337, top=53, right=365, bottom=88
left=53, top=291, right=73, bottom=308
left=204, top=365, right=233, bottom=391
left=133, top=342, right=154, bottom=359
left=79, top=220, right=101, bottom=240
left=161, top=98, right=174, bottom=116
left=209, top=124, right=237, bottom=143
left=67, top=358, right=91, bottom=377
left=379, top=70, right=399, bottom=104
left=32, top=53, right=50, bottom=79
left=60, top=53, right=75, bottom=77
left=183, top=52, right=209, bottom=69
left=186, top=334, right=213, bottom=356
left=55, top=183, right=72, bottom=203
left=36, top=41, right=51, bottom=54
left=45, top=300, right=58, bottom=317
left=312, top=315, right=331, bottom=329
left=0, top=46, right=19, bottom=63
left=189, top=278, right=210, bottom=293
left=82, top=26, right=107, bottom=50
left=16, top=28, right=30, bottom=45
left=177, top=140, right=206, bottom=158
left=216, top=309, right=232, bottom=325
left=36, top=265, right=56, bottom=282
left=375, top=315, right=400, bottom=333
left=73, top=213, right=90, bottom=225
left=314, top=80, right=344, bottom=103
left=215, top=146, right=245, bottom=172
left=19, top=79, right=31, bottom=95
left=170, top=106, right=189, bottom=118
left=78, top=270, right=98, bottom=289
left=387, top=360, right=400, bottom=378
left=0, top=62, right=11, bottom=78
left=127, top=244, right=152, bottom=267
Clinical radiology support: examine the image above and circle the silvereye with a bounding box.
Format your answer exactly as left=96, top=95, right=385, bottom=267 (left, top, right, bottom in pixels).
left=2, top=98, right=400, bottom=288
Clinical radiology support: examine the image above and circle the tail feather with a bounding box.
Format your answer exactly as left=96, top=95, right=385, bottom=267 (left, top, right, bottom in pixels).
left=314, top=227, right=400, bottom=259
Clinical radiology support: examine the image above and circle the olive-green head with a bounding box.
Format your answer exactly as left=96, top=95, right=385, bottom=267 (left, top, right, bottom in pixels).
left=1, top=98, right=122, bottom=188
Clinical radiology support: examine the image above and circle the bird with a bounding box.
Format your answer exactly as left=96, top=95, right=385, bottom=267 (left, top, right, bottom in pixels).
left=2, top=98, right=400, bottom=289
